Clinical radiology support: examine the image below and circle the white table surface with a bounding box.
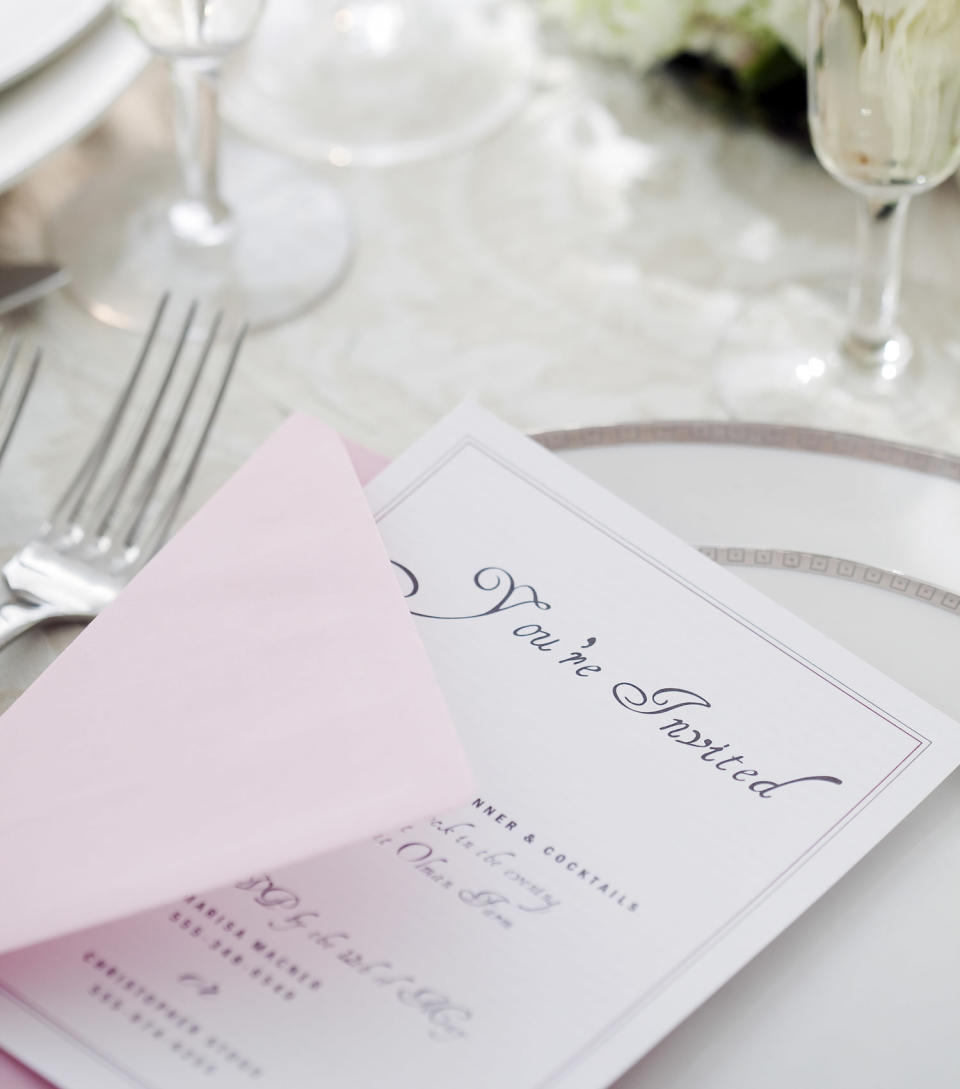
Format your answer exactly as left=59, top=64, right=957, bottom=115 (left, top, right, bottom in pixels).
left=0, top=38, right=958, bottom=1089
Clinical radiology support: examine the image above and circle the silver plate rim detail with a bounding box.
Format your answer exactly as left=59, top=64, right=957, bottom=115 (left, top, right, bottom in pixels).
left=698, top=547, right=960, bottom=616
left=533, top=419, right=960, bottom=481
left=532, top=420, right=960, bottom=616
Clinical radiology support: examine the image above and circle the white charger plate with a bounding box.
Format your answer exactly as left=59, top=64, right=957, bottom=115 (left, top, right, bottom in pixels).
left=0, top=16, right=147, bottom=195
left=0, top=0, right=107, bottom=92
left=540, top=421, right=960, bottom=1089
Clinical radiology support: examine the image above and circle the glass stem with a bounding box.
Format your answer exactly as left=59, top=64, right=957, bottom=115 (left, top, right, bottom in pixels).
left=168, top=57, right=234, bottom=247
left=841, top=195, right=912, bottom=376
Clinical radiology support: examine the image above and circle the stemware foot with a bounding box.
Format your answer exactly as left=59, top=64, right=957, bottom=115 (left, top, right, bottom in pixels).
left=49, top=140, right=352, bottom=333
left=714, top=277, right=960, bottom=436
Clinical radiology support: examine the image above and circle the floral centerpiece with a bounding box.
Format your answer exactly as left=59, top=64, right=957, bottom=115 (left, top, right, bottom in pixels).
left=539, top=1, right=811, bottom=141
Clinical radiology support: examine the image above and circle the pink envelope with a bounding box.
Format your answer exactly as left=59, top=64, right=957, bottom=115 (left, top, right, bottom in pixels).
left=0, top=414, right=471, bottom=957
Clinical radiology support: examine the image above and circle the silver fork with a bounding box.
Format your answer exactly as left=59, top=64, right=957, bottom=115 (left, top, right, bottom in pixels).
left=0, top=296, right=246, bottom=650
left=0, top=338, right=41, bottom=473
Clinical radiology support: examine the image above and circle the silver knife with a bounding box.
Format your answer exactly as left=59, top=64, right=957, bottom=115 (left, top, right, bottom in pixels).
left=0, top=263, right=70, bottom=315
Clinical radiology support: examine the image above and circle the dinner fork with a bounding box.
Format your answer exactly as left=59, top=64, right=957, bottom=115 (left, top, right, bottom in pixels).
left=0, top=338, right=41, bottom=474
left=0, top=296, right=246, bottom=650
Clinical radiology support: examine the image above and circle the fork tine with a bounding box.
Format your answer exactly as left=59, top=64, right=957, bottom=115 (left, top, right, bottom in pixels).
left=51, top=293, right=170, bottom=530
left=0, top=345, right=40, bottom=468
left=0, top=338, right=20, bottom=404
left=119, top=309, right=223, bottom=547
left=135, top=323, right=247, bottom=559
left=91, top=300, right=198, bottom=538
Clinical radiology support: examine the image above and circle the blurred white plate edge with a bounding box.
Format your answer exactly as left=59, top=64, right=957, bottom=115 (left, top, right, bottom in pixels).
left=0, top=0, right=108, bottom=93
left=0, top=16, right=148, bottom=196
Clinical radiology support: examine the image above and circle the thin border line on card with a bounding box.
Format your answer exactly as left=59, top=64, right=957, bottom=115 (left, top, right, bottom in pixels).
left=373, top=435, right=933, bottom=1087
left=0, top=433, right=938, bottom=1089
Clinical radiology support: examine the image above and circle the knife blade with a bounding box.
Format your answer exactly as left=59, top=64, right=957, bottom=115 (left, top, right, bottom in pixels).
left=0, top=263, right=70, bottom=316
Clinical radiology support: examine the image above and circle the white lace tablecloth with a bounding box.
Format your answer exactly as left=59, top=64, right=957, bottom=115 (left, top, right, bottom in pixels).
left=2, top=52, right=959, bottom=698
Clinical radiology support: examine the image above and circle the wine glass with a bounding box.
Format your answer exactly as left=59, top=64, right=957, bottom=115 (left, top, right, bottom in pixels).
left=715, top=0, right=960, bottom=430
left=49, top=0, right=353, bottom=332
left=219, top=0, right=536, bottom=167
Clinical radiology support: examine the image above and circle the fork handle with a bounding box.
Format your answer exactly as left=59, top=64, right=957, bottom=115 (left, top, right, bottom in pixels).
left=0, top=581, right=59, bottom=651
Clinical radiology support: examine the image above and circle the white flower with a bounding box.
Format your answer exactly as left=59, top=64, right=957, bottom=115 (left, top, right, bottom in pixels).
left=540, top=0, right=809, bottom=70
left=539, top=0, right=698, bottom=70
left=760, top=0, right=808, bottom=59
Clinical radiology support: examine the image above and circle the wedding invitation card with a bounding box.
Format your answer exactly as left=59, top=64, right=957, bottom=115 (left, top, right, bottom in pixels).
left=1, top=405, right=957, bottom=1089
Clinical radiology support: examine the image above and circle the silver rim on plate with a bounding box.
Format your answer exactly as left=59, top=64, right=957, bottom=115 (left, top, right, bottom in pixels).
left=533, top=420, right=960, bottom=617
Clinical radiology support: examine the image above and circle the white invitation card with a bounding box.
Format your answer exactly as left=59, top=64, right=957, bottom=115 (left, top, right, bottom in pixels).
left=1, top=405, right=958, bottom=1089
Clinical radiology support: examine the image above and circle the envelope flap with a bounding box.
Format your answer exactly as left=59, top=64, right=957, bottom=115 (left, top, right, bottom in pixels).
left=0, top=415, right=471, bottom=955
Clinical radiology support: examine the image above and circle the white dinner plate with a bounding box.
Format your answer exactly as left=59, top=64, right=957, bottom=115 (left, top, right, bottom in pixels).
left=0, top=0, right=107, bottom=93
left=0, top=16, right=147, bottom=196
left=542, top=421, right=960, bottom=722
left=540, top=421, right=959, bottom=1089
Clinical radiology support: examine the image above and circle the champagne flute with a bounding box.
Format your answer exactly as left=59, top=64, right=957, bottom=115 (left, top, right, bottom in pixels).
left=715, top=0, right=960, bottom=430
left=49, top=0, right=353, bottom=332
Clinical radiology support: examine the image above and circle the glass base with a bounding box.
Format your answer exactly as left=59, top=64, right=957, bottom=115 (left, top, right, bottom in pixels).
left=714, top=279, right=960, bottom=438
left=221, top=0, right=535, bottom=167
left=47, top=141, right=353, bottom=333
